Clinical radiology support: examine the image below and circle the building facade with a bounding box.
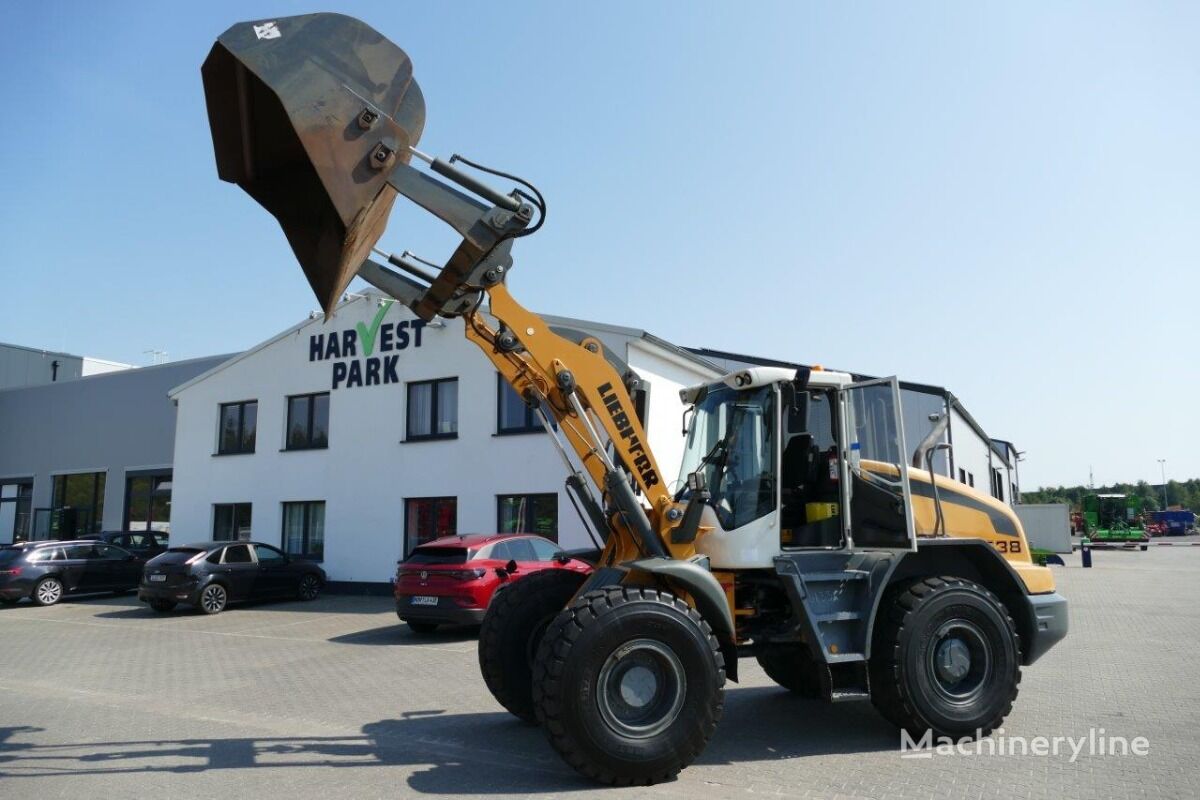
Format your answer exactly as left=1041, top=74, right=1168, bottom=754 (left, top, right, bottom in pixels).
left=0, top=355, right=230, bottom=543
left=167, top=294, right=721, bottom=586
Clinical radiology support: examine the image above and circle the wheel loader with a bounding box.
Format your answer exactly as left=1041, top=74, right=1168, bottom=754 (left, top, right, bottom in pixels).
left=201, top=13, right=1068, bottom=785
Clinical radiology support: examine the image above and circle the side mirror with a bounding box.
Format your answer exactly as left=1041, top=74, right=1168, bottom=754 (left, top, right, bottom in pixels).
left=494, top=567, right=509, bottom=580
left=505, top=559, right=519, bottom=574
left=554, top=552, right=571, bottom=565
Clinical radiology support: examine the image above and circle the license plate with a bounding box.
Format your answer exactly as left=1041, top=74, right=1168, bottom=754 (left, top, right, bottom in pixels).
left=149, top=574, right=166, bottom=582
left=410, top=595, right=438, bottom=606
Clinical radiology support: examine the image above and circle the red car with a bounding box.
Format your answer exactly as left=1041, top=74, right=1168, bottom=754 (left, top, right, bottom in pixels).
left=394, top=533, right=591, bottom=634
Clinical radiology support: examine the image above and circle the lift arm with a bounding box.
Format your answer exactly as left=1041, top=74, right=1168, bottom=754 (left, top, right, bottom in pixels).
left=200, top=12, right=734, bottom=648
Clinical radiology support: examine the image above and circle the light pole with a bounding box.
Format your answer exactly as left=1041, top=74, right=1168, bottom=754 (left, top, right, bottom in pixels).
left=1157, top=459, right=1168, bottom=509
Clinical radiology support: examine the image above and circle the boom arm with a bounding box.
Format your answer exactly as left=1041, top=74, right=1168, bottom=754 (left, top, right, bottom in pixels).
left=200, top=10, right=720, bottom=612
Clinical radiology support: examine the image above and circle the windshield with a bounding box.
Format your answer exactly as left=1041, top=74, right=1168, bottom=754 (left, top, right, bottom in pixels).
left=677, top=384, right=776, bottom=530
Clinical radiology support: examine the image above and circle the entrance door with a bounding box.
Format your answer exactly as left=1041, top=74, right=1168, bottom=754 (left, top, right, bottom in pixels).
left=842, top=377, right=916, bottom=551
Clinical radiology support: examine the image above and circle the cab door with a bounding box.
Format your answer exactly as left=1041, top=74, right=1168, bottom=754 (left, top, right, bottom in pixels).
left=841, top=377, right=916, bottom=551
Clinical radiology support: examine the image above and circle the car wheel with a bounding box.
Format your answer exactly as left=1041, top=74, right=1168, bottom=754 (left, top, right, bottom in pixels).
left=479, top=569, right=587, bottom=723
left=532, top=586, right=725, bottom=786
left=298, top=574, right=321, bottom=601
left=756, top=644, right=822, bottom=698
left=0, top=597, right=18, bottom=606
left=869, top=576, right=1021, bottom=739
left=199, top=583, right=228, bottom=615
left=406, top=621, right=439, bottom=635
left=33, top=577, right=65, bottom=607
left=149, top=599, right=176, bottom=613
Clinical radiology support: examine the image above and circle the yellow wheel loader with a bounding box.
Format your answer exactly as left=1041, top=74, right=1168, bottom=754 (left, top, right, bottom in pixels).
left=201, top=13, right=1068, bottom=785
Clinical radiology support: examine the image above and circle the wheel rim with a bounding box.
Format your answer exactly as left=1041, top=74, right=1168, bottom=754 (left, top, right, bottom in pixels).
left=300, top=576, right=318, bottom=599
left=202, top=585, right=226, bottom=612
left=596, top=638, right=687, bottom=739
left=37, top=580, right=62, bottom=604
left=926, top=619, right=992, bottom=704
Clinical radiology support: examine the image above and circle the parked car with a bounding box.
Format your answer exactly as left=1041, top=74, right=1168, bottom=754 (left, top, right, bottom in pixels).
left=394, top=533, right=591, bottom=634
left=83, top=530, right=169, bottom=559
left=138, top=541, right=326, bottom=614
left=0, top=540, right=145, bottom=606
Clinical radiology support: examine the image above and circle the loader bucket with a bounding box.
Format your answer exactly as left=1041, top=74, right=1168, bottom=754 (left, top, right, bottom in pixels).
left=201, top=13, right=425, bottom=315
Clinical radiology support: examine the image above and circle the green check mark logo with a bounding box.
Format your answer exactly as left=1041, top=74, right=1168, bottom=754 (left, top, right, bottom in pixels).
left=356, top=301, right=393, bottom=356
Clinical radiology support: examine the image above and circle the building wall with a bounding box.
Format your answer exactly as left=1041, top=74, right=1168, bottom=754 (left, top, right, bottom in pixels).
left=169, top=296, right=719, bottom=584
left=0, top=355, right=229, bottom=540
left=0, top=344, right=83, bottom=390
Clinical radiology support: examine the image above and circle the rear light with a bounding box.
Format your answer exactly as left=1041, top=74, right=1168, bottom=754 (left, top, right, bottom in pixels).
left=447, top=568, right=487, bottom=581
left=0, top=568, right=21, bottom=577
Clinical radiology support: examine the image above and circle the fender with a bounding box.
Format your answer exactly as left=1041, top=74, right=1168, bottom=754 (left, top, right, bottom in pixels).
left=624, top=557, right=739, bottom=682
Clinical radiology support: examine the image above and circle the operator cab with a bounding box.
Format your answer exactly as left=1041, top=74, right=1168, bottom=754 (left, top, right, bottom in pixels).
left=677, top=367, right=916, bottom=569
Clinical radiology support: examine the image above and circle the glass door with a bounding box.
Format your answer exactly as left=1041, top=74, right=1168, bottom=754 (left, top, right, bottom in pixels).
left=842, top=377, right=916, bottom=551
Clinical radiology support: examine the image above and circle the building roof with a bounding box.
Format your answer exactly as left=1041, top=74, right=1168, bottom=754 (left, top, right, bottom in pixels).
left=169, top=293, right=723, bottom=398
left=0, top=353, right=233, bottom=397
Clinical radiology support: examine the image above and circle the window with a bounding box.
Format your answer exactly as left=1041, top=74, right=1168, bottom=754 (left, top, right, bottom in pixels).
left=282, top=501, right=325, bottom=561
left=221, top=544, right=254, bottom=564
left=406, top=378, right=458, bottom=440
left=51, top=472, right=106, bottom=537
left=404, top=497, right=456, bottom=555
left=967, top=472, right=975, bottom=488
left=218, top=401, right=257, bottom=454
left=254, top=544, right=286, bottom=564
left=487, top=539, right=537, bottom=561
left=497, top=375, right=545, bottom=434
left=286, top=392, right=330, bottom=450
left=958, top=468, right=967, bottom=484
left=97, top=545, right=127, bottom=561
left=0, top=481, right=32, bottom=544
left=213, top=503, right=252, bottom=541
left=125, top=472, right=172, bottom=533
left=497, top=494, right=558, bottom=542
left=529, top=538, right=562, bottom=562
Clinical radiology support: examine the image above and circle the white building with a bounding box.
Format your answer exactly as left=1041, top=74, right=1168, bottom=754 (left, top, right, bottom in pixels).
left=167, top=293, right=721, bottom=588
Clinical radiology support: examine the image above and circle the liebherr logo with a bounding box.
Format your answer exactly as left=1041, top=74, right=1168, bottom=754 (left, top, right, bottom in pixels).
left=596, top=382, right=659, bottom=488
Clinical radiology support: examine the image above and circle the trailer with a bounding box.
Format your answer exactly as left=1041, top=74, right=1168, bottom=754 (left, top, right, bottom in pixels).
left=1150, top=509, right=1196, bottom=536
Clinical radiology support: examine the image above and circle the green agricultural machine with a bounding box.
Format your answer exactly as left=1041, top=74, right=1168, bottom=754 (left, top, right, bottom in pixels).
left=1081, top=494, right=1149, bottom=548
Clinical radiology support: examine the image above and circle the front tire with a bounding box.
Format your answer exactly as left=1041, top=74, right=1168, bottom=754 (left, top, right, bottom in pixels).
left=198, top=583, right=228, bottom=615
left=533, top=587, right=725, bottom=786
left=406, top=621, right=439, bottom=635
left=33, top=577, right=64, bottom=606
left=479, top=569, right=587, bottom=723
left=149, top=599, right=176, bottom=613
left=870, top=576, right=1020, bottom=739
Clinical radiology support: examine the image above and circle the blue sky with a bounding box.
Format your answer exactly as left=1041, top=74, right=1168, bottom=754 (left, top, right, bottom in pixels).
left=0, top=2, right=1195, bottom=490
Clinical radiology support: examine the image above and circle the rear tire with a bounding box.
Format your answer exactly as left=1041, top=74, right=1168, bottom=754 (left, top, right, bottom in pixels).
left=33, top=577, right=64, bottom=607
left=149, top=599, right=176, bottom=613
left=756, top=644, right=821, bottom=697
left=532, top=586, right=725, bottom=786
left=479, top=570, right=587, bottom=723
left=198, top=583, right=228, bottom=615
left=406, top=621, right=439, bottom=635
left=869, top=576, right=1020, bottom=739
left=1, top=597, right=18, bottom=606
